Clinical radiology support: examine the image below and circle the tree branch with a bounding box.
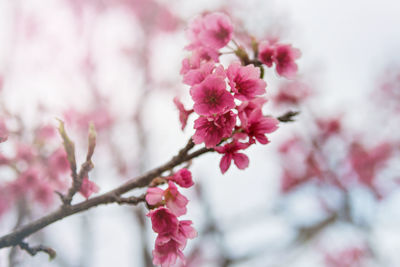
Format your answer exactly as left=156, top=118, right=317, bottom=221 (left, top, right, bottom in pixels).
left=0, top=138, right=213, bottom=250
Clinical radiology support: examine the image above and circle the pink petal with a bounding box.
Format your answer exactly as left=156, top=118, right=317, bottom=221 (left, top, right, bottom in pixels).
left=146, top=187, right=164, bottom=205
left=219, top=154, right=232, bottom=174
left=232, top=153, right=249, bottom=170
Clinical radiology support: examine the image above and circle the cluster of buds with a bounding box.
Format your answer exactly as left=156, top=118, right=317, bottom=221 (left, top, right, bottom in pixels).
left=175, top=12, right=300, bottom=174
left=278, top=116, right=395, bottom=199
left=146, top=169, right=197, bottom=267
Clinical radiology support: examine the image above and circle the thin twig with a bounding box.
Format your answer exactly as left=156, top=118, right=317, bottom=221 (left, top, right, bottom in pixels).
left=18, top=241, right=56, bottom=260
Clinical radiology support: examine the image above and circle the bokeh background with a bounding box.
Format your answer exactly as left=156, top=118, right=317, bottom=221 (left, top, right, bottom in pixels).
left=1, top=0, right=400, bottom=266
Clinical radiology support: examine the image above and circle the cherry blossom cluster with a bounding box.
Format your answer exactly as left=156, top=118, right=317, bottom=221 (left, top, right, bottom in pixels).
left=175, top=12, right=301, bottom=174
left=0, top=117, right=102, bottom=219
left=146, top=168, right=197, bottom=267
left=278, top=117, right=395, bottom=198
left=0, top=121, right=69, bottom=218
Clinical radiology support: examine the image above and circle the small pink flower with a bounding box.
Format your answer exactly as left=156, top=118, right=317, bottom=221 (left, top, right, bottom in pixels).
left=190, top=74, right=235, bottom=116
left=325, top=246, right=365, bottom=267
left=173, top=97, right=194, bottom=130
left=172, top=220, right=197, bottom=249
left=199, top=12, right=233, bottom=49
left=15, top=143, right=36, bottom=162
left=237, top=98, right=267, bottom=127
left=33, top=183, right=54, bottom=207
left=146, top=182, right=189, bottom=216
left=215, top=141, right=250, bottom=173
left=316, top=117, right=341, bottom=139
left=156, top=220, right=197, bottom=250
left=164, top=182, right=188, bottom=216
left=281, top=169, right=306, bottom=193
left=146, top=187, right=165, bottom=206
left=242, top=110, right=279, bottom=144
left=147, top=207, right=179, bottom=235
left=275, top=81, right=310, bottom=105
left=258, top=41, right=275, bottom=67
left=180, top=48, right=217, bottom=75
left=193, top=111, right=237, bottom=148
left=183, top=62, right=214, bottom=86
left=152, top=239, right=185, bottom=267
left=273, top=44, right=301, bottom=79
left=186, top=12, right=233, bottom=51
left=19, top=168, right=40, bottom=188
left=35, top=124, right=56, bottom=140
left=350, top=142, right=392, bottom=193
left=227, top=62, right=266, bottom=101
left=79, top=177, right=99, bottom=199
left=169, top=168, right=194, bottom=188
left=48, top=148, right=70, bottom=176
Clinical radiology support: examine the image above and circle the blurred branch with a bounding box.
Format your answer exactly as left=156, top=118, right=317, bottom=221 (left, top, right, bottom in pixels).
left=277, top=111, right=300, bottom=123
left=0, top=138, right=213, bottom=253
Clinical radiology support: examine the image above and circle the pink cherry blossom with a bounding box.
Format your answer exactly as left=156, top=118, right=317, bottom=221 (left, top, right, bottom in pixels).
left=215, top=141, right=250, bottom=173
left=156, top=220, right=197, bottom=249
left=147, top=207, right=179, bottom=235
left=35, top=124, right=56, bottom=140
left=237, top=98, right=267, bottom=127
left=258, top=41, right=275, bottom=67
left=281, top=169, right=307, bottom=193
left=48, top=148, right=70, bottom=176
left=164, top=182, right=188, bottom=216
left=183, top=62, right=214, bottom=86
left=199, top=12, right=233, bottom=49
left=146, top=187, right=165, bottom=206
left=173, top=97, right=194, bottom=130
left=79, top=177, right=99, bottom=199
left=169, top=168, right=194, bottom=188
left=33, top=183, right=54, bottom=207
left=152, top=239, right=185, bottom=267
left=227, top=62, right=266, bottom=101
left=180, top=48, right=217, bottom=75
left=273, top=44, right=301, bottom=79
left=324, top=246, right=365, bottom=267
left=193, top=111, right=236, bottom=148
left=275, top=81, right=310, bottom=105
left=316, top=117, right=341, bottom=139
left=242, top=110, right=279, bottom=144
left=186, top=12, right=233, bottom=51
left=190, top=74, right=235, bottom=116
left=15, top=143, right=36, bottom=162
left=350, top=142, right=392, bottom=192
left=146, top=182, right=189, bottom=216
left=172, top=220, right=197, bottom=249
left=19, top=168, right=40, bottom=188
